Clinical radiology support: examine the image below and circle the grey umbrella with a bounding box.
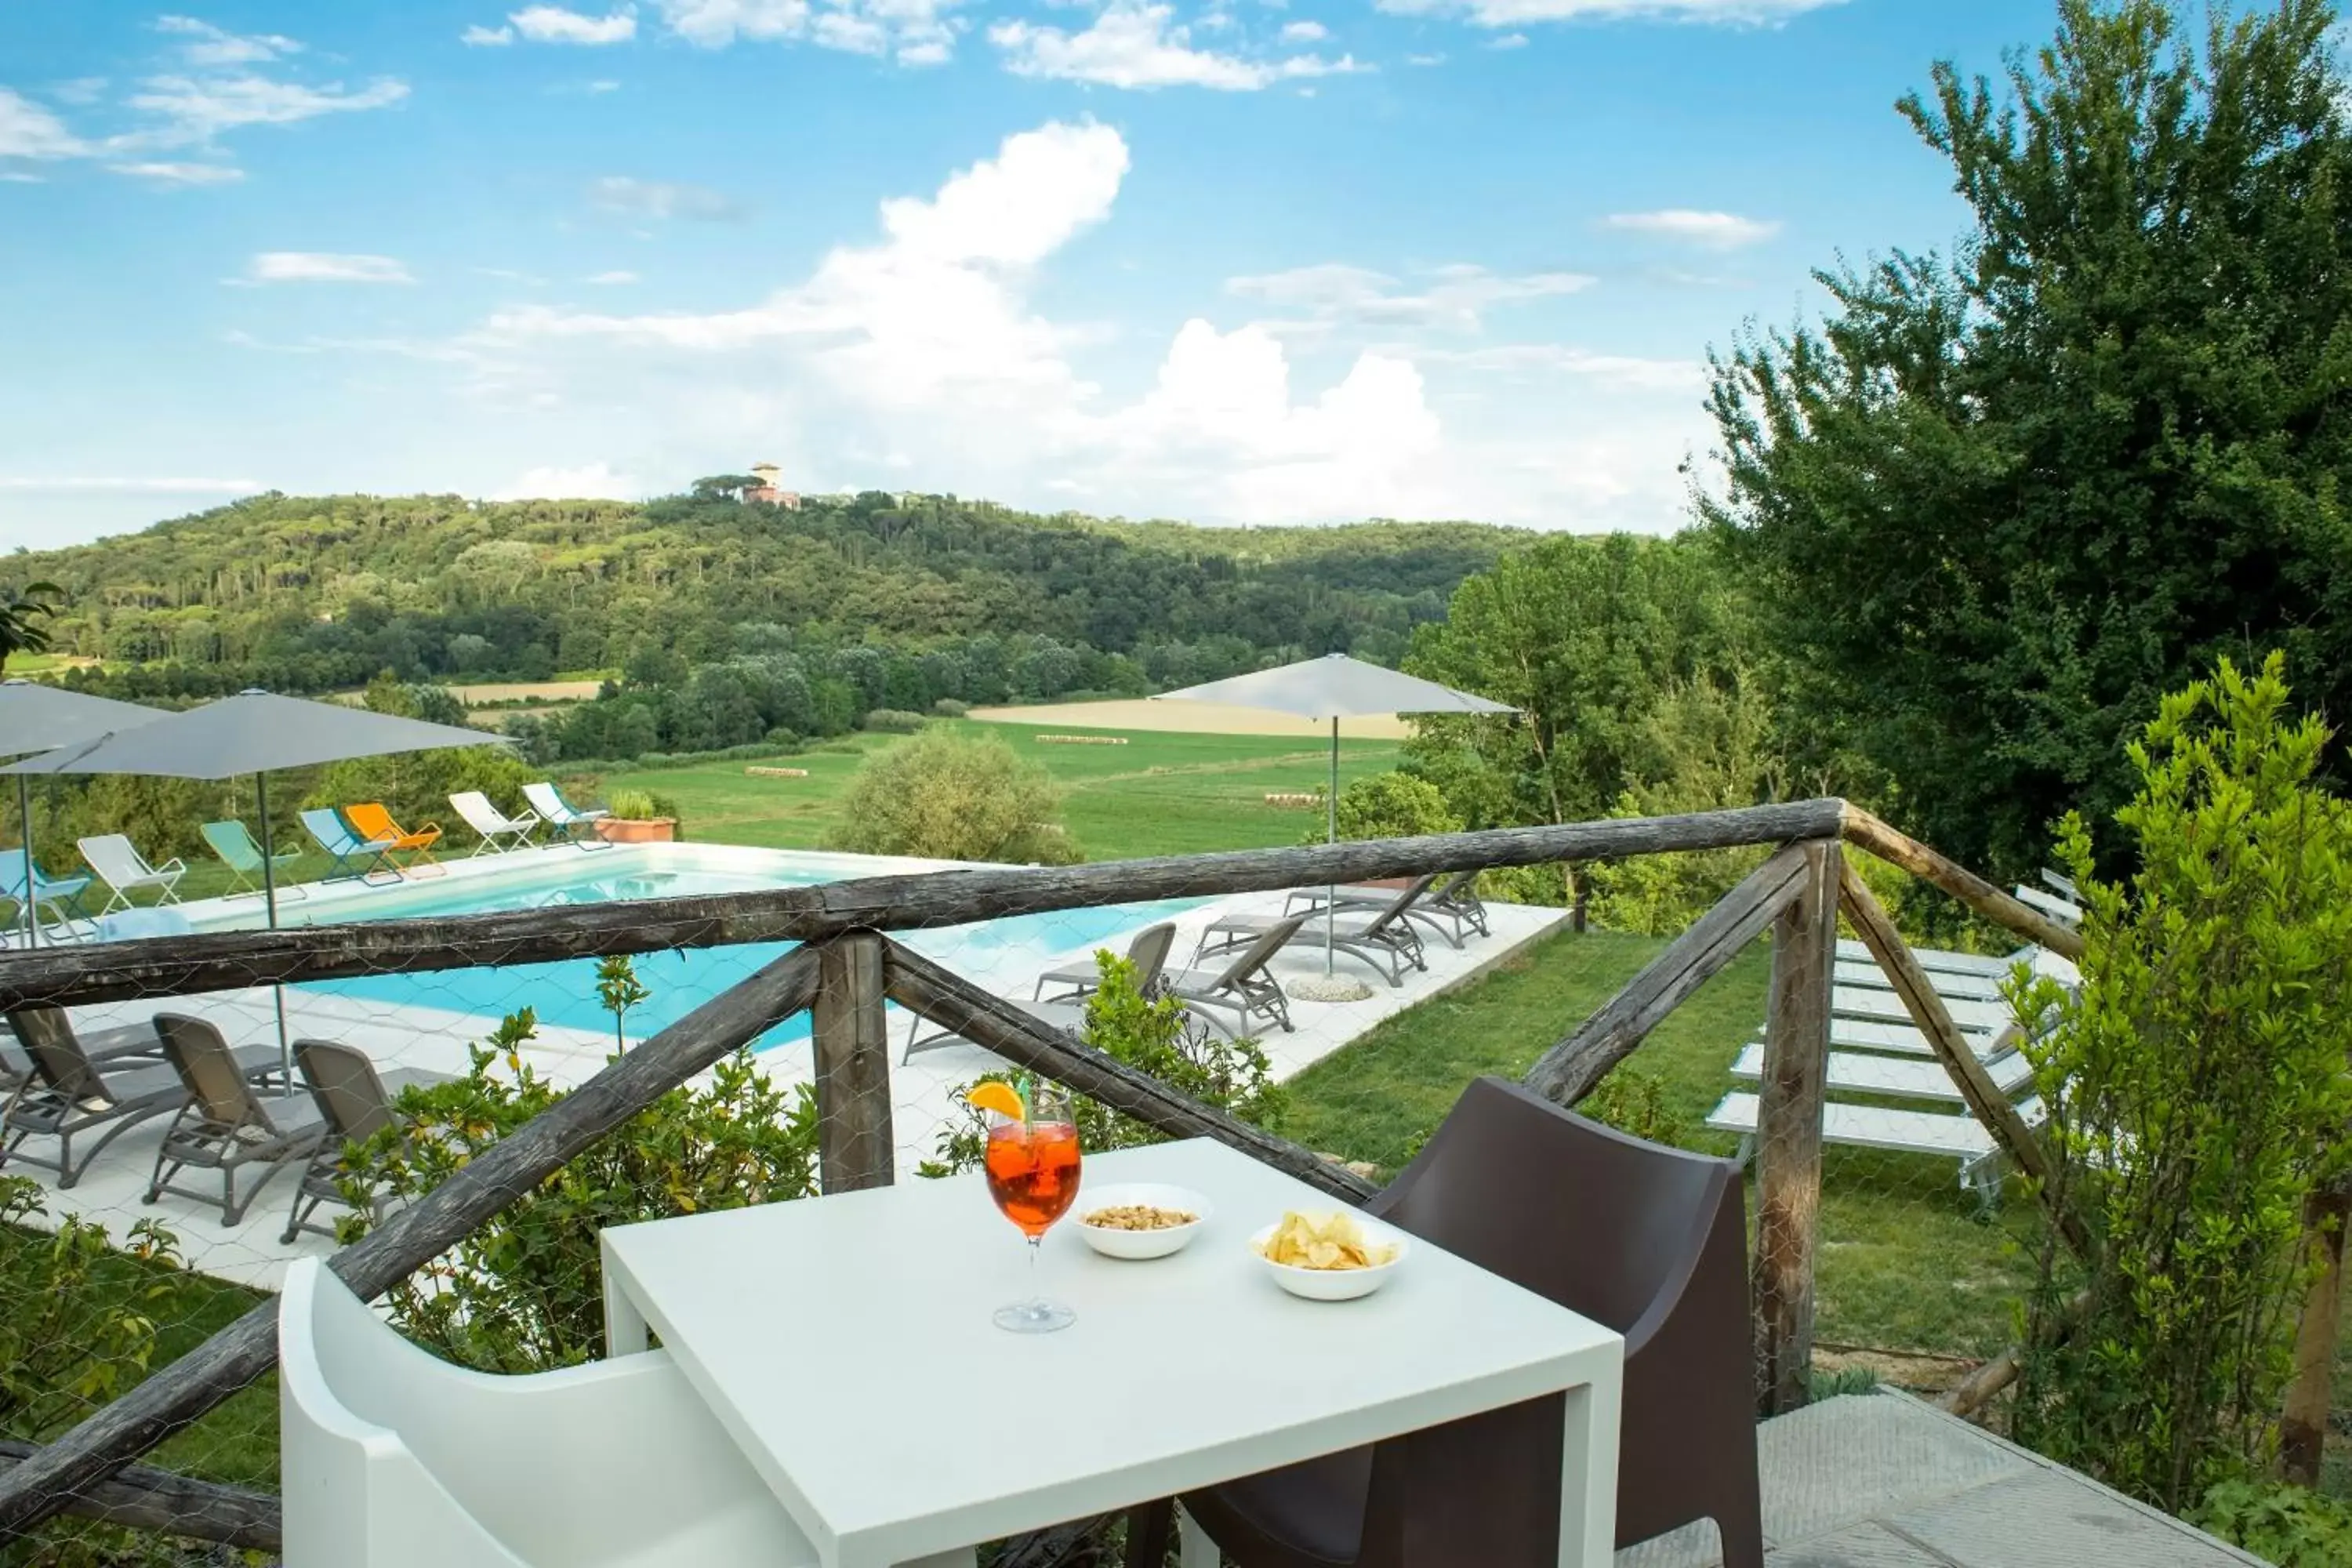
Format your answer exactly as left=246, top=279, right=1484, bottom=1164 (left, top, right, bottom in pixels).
left=0, top=681, right=167, bottom=949
left=4, top=689, right=515, bottom=1078
left=1153, top=653, right=1515, bottom=989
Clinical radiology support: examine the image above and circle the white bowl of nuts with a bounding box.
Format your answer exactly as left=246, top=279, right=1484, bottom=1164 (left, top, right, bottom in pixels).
left=1073, top=1183, right=1213, bottom=1260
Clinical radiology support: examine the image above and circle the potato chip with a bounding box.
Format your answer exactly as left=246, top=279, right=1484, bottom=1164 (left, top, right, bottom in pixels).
left=1258, top=1210, right=1397, bottom=1271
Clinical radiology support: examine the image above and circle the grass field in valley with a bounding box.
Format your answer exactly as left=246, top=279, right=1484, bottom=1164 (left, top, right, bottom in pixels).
left=604, top=719, right=1404, bottom=859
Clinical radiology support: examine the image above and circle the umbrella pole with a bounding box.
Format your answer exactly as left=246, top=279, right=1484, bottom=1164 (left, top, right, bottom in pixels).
left=257, top=772, right=292, bottom=1094
left=1326, top=716, right=1338, bottom=977
left=16, top=774, right=34, bottom=952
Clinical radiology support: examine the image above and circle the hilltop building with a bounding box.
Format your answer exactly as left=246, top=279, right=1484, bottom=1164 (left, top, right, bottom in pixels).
left=745, top=463, right=801, bottom=510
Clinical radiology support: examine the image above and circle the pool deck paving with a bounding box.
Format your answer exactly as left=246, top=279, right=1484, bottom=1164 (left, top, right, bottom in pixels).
left=4, top=852, right=1566, bottom=1289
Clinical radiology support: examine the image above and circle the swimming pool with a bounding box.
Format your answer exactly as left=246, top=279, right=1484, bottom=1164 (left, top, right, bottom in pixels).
left=276, top=849, right=1207, bottom=1049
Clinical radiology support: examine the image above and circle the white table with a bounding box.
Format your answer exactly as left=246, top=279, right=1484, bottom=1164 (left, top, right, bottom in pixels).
left=601, top=1138, right=1624, bottom=1568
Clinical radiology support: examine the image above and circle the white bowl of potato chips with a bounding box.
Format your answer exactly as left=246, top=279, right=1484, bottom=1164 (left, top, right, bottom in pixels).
left=1250, top=1210, right=1407, bottom=1301
left=1074, top=1184, right=1212, bottom=1260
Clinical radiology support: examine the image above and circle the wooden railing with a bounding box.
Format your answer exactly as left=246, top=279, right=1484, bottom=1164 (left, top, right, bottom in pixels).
left=0, top=799, right=2082, bottom=1548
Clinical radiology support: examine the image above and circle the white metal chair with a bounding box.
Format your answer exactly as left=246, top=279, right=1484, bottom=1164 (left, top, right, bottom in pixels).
left=522, top=782, right=611, bottom=850
left=278, top=1258, right=817, bottom=1568
left=76, top=833, right=186, bottom=914
left=448, top=791, right=541, bottom=855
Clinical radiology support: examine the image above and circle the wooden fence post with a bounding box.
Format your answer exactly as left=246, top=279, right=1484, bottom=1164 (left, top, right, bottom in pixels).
left=1751, top=840, right=1839, bottom=1417
left=812, top=933, right=896, bottom=1193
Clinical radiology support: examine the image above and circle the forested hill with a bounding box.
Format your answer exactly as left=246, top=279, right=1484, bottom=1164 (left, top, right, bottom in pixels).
left=15, top=488, right=1529, bottom=699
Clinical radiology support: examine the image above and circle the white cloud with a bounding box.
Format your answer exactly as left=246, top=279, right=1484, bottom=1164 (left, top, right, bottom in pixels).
left=51, top=78, right=109, bottom=107
left=0, top=89, right=90, bottom=160
left=990, top=2, right=1359, bottom=89
left=653, top=0, right=958, bottom=62
left=656, top=0, right=810, bottom=43
left=1279, top=19, right=1328, bottom=40
left=0, top=475, right=265, bottom=495
left=1487, top=31, right=1527, bottom=45
left=1405, top=50, right=1445, bottom=64
left=1377, top=0, right=1840, bottom=24
left=156, top=16, right=302, bottom=67
left=1227, top=262, right=1593, bottom=332
left=1602, top=208, right=1780, bottom=248
left=589, top=175, right=746, bottom=220
left=510, top=5, right=641, bottom=43
left=1419, top=342, right=1703, bottom=390
left=245, top=252, right=415, bottom=284
left=493, top=462, right=640, bottom=499
left=110, top=160, right=245, bottom=184
left=0, top=172, right=44, bottom=183
left=124, top=74, right=409, bottom=144
left=586, top=270, right=640, bottom=284
left=463, top=24, right=517, bottom=44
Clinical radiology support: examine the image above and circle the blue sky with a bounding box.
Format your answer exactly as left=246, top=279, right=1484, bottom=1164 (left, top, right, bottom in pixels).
left=1, top=0, right=2062, bottom=549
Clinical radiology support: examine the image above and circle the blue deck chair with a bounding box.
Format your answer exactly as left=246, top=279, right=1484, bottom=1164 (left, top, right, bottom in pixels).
left=0, top=852, right=98, bottom=944
left=523, top=782, right=612, bottom=850
left=201, top=820, right=307, bottom=901
left=299, top=810, right=400, bottom=885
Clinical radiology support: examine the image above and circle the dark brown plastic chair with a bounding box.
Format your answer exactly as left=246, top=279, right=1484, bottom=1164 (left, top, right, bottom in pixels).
left=1131, top=1076, right=1762, bottom=1568
left=281, top=1038, right=456, bottom=1243
left=147, top=1013, right=328, bottom=1227
left=2, top=1005, right=277, bottom=1188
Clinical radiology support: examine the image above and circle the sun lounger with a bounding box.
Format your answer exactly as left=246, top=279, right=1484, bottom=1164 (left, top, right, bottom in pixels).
left=147, top=1013, right=331, bottom=1227
left=2040, top=868, right=2079, bottom=901
left=1766, top=1016, right=2001, bottom=1062
left=1194, top=875, right=1435, bottom=988
left=1831, top=956, right=2008, bottom=1002
left=0, top=853, right=97, bottom=943
left=901, top=996, right=1088, bottom=1065
left=1832, top=938, right=2016, bottom=978
left=2013, top=884, right=2083, bottom=926
left=2, top=1006, right=285, bottom=1188
left=1832, top=982, right=2011, bottom=1034
left=2, top=1009, right=162, bottom=1093
left=343, top=802, right=444, bottom=877
left=1158, top=913, right=1312, bottom=1037
left=201, top=819, right=305, bottom=901
left=1705, top=1091, right=2047, bottom=1209
left=1031, top=922, right=1179, bottom=1002
left=76, top=833, right=185, bottom=914
left=448, top=790, right=541, bottom=855
left=523, top=782, right=612, bottom=849
left=281, top=1038, right=456, bottom=1243
left=300, top=809, right=400, bottom=884
left=1728, top=1042, right=2036, bottom=1107
left=1286, top=867, right=1490, bottom=949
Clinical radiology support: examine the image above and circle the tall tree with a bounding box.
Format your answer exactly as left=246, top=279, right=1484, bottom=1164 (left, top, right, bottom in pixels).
left=1704, top=0, right=2352, bottom=876
left=0, top=582, right=62, bottom=674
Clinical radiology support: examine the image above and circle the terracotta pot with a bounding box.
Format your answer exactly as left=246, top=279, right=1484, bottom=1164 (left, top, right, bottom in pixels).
left=594, top=817, right=676, bottom=844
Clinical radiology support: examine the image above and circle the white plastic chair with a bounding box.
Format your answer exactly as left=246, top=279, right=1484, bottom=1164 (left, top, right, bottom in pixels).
left=278, top=1258, right=816, bottom=1568
left=448, top=791, right=542, bottom=855
left=76, top=834, right=186, bottom=915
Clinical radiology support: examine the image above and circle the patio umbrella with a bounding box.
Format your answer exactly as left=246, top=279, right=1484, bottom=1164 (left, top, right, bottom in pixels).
left=4, top=689, right=515, bottom=1079
left=1152, top=653, right=1515, bottom=998
left=0, top=681, right=166, bottom=949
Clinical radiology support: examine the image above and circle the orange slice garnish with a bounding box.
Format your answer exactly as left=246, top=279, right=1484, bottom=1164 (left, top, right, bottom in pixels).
left=965, top=1081, right=1025, bottom=1120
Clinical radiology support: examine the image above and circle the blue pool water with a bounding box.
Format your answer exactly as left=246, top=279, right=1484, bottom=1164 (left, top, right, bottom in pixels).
left=298, top=861, right=1206, bottom=1051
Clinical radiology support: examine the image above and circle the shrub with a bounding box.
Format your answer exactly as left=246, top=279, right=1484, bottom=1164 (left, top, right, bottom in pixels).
left=342, top=1011, right=821, bottom=1372
left=2195, top=1480, right=2352, bottom=1568
left=1304, top=771, right=1463, bottom=847
left=2009, top=655, right=2352, bottom=1512
left=931, top=698, right=971, bottom=718
left=0, top=1178, right=180, bottom=1442
left=829, top=728, right=1081, bottom=864
left=765, top=726, right=804, bottom=750
left=861, top=707, right=927, bottom=734
left=923, top=953, right=1282, bottom=1174
left=605, top=787, right=659, bottom=820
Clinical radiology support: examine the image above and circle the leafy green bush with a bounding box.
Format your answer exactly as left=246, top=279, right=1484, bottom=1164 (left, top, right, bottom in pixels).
left=829, top=728, right=1080, bottom=865
left=931, top=698, right=971, bottom=718
left=1301, top=771, right=1462, bottom=846
left=2194, top=1479, right=2352, bottom=1568
left=606, top=788, right=659, bottom=820
left=1577, top=1067, right=1690, bottom=1146
left=862, top=708, right=927, bottom=733
left=923, top=953, right=1282, bottom=1174
left=0, top=1178, right=180, bottom=1443
left=342, top=1011, right=821, bottom=1372
left=2009, top=655, right=2352, bottom=1512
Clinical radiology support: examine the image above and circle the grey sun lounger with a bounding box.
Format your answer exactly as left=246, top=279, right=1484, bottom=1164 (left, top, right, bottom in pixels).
left=1194, top=875, right=1436, bottom=988
left=147, top=1013, right=332, bottom=1227
left=1158, top=912, right=1312, bottom=1037
left=281, top=1037, right=456, bottom=1243
left=2, top=1006, right=285, bottom=1188
left=2, top=1007, right=164, bottom=1094
left=902, top=996, right=1089, bottom=1065
left=1286, top=867, right=1490, bottom=949
left=1031, top=922, right=1178, bottom=1002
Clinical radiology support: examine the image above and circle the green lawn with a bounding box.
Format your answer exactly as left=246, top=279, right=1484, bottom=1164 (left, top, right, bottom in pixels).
left=601, top=720, right=1403, bottom=860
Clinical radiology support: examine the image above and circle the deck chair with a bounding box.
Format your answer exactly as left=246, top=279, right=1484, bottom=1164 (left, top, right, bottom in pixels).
left=76, top=833, right=186, bottom=914
left=299, top=808, right=400, bottom=884
left=1195, top=875, right=1436, bottom=988
left=343, top=802, right=444, bottom=876
left=1031, top=921, right=1180, bottom=1002
left=1, top=1006, right=281, bottom=1188
left=279, top=1259, right=818, bottom=1568
left=282, top=1039, right=456, bottom=1243
left=147, top=1013, right=329, bottom=1226
left=524, top=782, right=612, bottom=849
left=2, top=1007, right=165, bottom=1094
left=1156, top=913, right=1312, bottom=1037
left=201, top=819, right=305, bottom=901
left=902, top=993, right=1087, bottom=1065
left=1288, top=867, right=1490, bottom=949
left=449, top=789, right=540, bottom=855
left=0, top=852, right=97, bottom=943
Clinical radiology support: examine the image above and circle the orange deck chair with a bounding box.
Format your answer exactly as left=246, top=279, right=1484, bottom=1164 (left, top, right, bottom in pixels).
left=342, top=803, right=443, bottom=876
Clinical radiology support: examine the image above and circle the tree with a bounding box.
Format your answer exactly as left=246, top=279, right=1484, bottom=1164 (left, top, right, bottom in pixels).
left=1705, top=0, right=2352, bottom=878
left=829, top=729, right=1080, bottom=865
left=1308, top=771, right=1463, bottom=844
left=0, top=581, right=62, bottom=673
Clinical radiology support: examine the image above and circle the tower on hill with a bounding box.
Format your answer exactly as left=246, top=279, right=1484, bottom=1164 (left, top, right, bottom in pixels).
left=745, top=463, right=800, bottom=510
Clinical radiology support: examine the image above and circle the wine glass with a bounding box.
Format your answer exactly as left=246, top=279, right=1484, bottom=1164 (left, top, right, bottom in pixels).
left=983, top=1081, right=1083, bottom=1334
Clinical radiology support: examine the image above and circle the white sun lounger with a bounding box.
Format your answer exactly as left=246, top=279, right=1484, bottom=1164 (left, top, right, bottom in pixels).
left=2012, top=884, right=2083, bottom=926
left=1728, top=1043, right=2036, bottom=1108
left=76, top=834, right=187, bottom=915
left=449, top=790, right=541, bottom=855
left=1706, top=1091, right=2046, bottom=1207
